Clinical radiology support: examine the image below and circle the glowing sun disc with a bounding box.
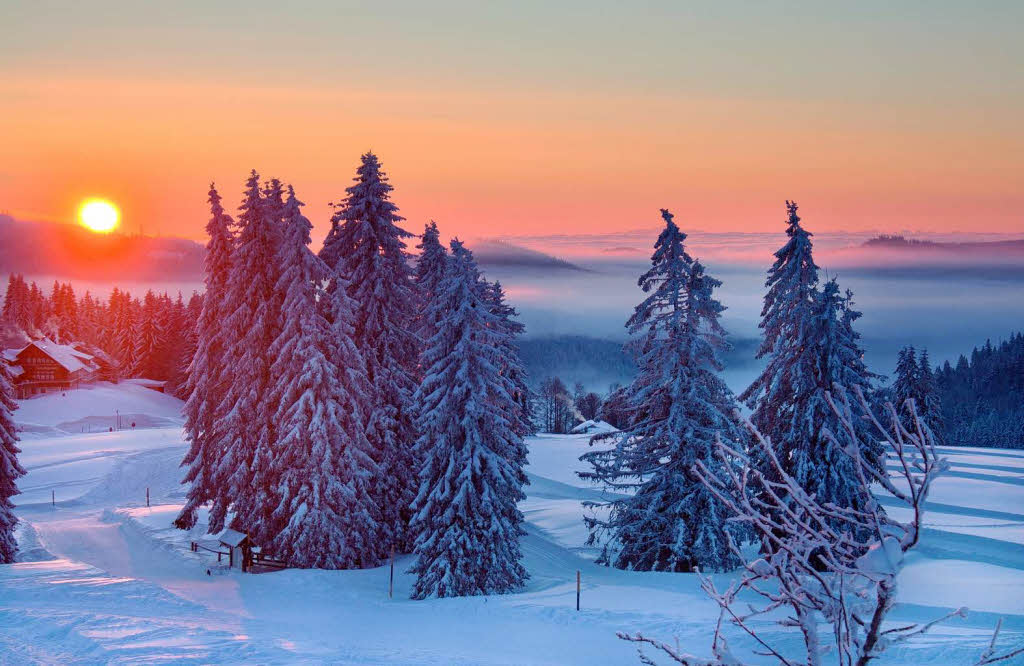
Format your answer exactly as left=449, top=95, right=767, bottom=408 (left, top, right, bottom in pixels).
left=79, top=199, right=120, bottom=233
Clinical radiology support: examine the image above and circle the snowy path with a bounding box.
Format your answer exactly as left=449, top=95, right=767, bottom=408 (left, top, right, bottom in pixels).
left=2, top=386, right=1023, bottom=664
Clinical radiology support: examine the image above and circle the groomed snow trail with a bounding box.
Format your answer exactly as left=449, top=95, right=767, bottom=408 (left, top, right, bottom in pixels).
left=2, top=385, right=1022, bottom=664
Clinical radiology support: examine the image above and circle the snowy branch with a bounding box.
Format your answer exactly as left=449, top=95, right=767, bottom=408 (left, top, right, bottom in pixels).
left=620, top=386, right=1023, bottom=665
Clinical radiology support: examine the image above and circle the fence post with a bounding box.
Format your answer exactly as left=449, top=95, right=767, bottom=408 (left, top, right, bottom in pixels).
left=389, top=547, right=395, bottom=599
left=576, top=570, right=581, bottom=611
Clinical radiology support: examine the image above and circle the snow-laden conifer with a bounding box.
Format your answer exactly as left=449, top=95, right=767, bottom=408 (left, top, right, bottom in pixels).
left=580, top=210, right=744, bottom=572
left=740, top=201, right=820, bottom=453
left=892, top=345, right=919, bottom=431
left=0, top=357, right=25, bottom=563
left=916, top=349, right=945, bottom=444
left=484, top=279, right=533, bottom=437
left=319, top=152, right=419, bottom=553
left=175, top=184, right=234, bottom=530
left=409, top=240, right=529, bottom=598
left=264, top=186, right=381, bottom=568
left=793, top=278, right=879, bottom=511
left=132, top=290, right=163, bottom=378
left=414, top=220, right=447, bottom=344
left=210, top=171, right=285, bottom=539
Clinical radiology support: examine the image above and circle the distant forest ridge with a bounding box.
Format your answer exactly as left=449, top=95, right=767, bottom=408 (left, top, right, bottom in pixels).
left=863, top=234, right=1024, bottom=254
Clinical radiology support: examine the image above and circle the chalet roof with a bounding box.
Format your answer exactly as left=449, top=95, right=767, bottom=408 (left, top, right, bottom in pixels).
left=15, top=338, right=98, bottom=374
left=133, top=378, right=167, bottom=388
left=570, top=419, right=618, bottom=435
left=217, top=529, right=249, bottom=548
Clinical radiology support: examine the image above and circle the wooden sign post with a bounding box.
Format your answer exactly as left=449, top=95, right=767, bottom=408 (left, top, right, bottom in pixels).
left=389, top=547, right=395, bottom=599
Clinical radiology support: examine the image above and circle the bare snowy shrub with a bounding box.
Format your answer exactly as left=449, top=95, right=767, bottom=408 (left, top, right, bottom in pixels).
left=618, top=387, right=1023, bottom=666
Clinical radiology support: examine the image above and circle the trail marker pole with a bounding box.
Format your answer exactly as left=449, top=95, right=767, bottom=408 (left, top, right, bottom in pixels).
left=576, top=570, right=581, bottom=611
left=52, top=490, right=55, bottom=507
left=146, top=487, right=150, bottom=507
left=389, top=547, right=395, bottom=599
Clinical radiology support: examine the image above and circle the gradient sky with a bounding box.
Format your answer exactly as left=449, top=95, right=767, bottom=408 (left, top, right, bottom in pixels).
left=2, top=0, right=1022, bottom=242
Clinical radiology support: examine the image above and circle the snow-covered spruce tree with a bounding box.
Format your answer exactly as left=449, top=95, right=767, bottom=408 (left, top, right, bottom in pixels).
left=484, top=279, right=534, bottom=436
left=319, top=152, right=420, bottom=554
left=409, top=239, right=529, bottom=598
left=131, top=290, right=163, bottom=378
left=916, top=349, right=946, bottom=445
left=264, top=186, right=382, bottom=568
left=739, top=200, right=820, bottom=473
left=414, top=220, right=448, bottom=344
left=740, top=203, right=881, bottom=506
left=891, top=345, right=919, bottom=431
left=114, top=292, right=138, bottom=374
left=0, top=357, right=25, bottom=563
left=795, top=278, right=880, bottom=512
left=175, top=184, right=234, bottom=531
left=209, top=171, right=285, bottom=539
left=580, top=210, right=744, bottom=572
left=620, top=390, right=1024, bottom=666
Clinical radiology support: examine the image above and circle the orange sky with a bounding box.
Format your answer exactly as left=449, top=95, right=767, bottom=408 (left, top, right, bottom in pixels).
left=2, top=2, right=1022, bottom=243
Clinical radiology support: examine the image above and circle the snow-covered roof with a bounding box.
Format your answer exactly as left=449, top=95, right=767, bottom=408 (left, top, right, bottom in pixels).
left=7, top=364, right=23, bottom=378
left=132, top=378, right=167, bottom=388
left=15, top=338, right=98, bottom=374
left=217, top=529, right=249, bottom=548
left=2, top=349, right=19, bottom=363
left=570, top=419, right=619, bottom=435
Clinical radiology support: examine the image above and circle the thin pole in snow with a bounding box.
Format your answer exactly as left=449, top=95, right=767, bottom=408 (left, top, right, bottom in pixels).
left=52, top=490, right=55, bottom=507
left=576, top=570, right=581, bottom=611
left=146, top=487, right=150, bottom=507
left=389, top=547, right=395, bottom=599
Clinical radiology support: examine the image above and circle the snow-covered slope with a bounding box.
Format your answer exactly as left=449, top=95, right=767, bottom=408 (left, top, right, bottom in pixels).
left=1, top=383, right=1021, bottom=664
left=15, top=380, right=185, bottom=437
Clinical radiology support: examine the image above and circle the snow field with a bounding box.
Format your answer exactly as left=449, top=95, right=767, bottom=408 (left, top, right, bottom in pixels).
left=1, top=384, right=1022, bottom=664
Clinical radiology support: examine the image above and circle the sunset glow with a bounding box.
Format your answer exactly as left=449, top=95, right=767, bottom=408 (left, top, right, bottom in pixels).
left=2, top=4, right=1022, bottom=241
left=78, top=199, right=120, bottom=233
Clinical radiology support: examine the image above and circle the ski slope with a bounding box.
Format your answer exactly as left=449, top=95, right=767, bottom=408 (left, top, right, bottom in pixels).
left=2, top=384, right=1022, bottom=664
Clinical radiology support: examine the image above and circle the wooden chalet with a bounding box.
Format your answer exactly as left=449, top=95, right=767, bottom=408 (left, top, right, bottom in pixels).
left=2, top=338, right=101, bottom=398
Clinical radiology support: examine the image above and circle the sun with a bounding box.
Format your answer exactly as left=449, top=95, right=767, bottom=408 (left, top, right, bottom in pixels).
left=78, top=198, right=120, bottom=233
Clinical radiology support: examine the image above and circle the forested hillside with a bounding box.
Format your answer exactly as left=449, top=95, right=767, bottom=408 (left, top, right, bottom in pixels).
left=936, top=332, right=1024, bottom=448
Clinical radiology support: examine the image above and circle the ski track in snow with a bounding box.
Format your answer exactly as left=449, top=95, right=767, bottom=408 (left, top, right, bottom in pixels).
left=2, top=385, right=1022, bottom=664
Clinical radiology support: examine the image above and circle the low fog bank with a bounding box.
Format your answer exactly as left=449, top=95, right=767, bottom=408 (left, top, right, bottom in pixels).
left=491, top=254, right=1024, bottom=395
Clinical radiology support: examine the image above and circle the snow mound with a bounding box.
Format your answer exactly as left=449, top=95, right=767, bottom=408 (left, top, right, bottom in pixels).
left=569, top=419, right=618, bottom=435
left=15, top=380, right=185, bottom=435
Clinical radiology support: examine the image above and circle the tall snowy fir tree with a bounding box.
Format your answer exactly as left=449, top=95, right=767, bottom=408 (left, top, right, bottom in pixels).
left=740, top=202, right=878, bottom=519
left=580, top=210, right=744, bottom=572
left=892, top=345, right=920, bottom=430
left=409, top=240, right=529, bottom=598
left=264, top=186, right=382, bottom=568
left=740, top=201, right=820, bottom=458
left=114, top=292, right=138, bottom=374
left=0, top=357, right=25, bottom=564
left=796, top=278, right=880, bottom=510
left=916, top=349, right=945, bottom=444
left=414, top=220, right=448, bottom=344
left=209, top=171, right=285, bottom=540
left=319, top=152, right=420, bottom=554
left=175, top=184, right=234, bottom=530
left=485, top=279, right=533, bottom=437
left=132, top=290, right=163, bottom=378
